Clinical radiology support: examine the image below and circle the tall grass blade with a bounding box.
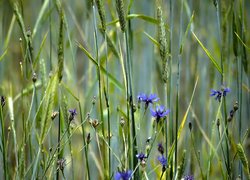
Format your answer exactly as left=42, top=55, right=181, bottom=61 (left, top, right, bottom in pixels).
left=32, top=0, right=49, bottom=38
left=40, top=73, right=58, bottom=143
left=192, top=32, right=223, bottom=75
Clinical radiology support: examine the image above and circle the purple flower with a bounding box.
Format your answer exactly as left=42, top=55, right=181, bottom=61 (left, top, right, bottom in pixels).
left=184, top=175, right=194, bottom=180
left=68, top=109, right=77, bottom=121
left=210, top=87, right=230, bottom=102
left=136, top=153, right=147, bottom=161
left=158, top=155, right=167, bottom=172
left=150, top=105, right=170, bottom=122
left=137, top=93, right=159, bottom=107
left=114, top=170, right=132, bottom=180
left=158, top=155, right=167, bottom=166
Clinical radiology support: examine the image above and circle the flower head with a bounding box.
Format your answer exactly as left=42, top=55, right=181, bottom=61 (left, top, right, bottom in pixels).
left=184, top=175, right=194, bottom=180
left=210, top=87, right=230, bottom=102
left=68, top=109, right=77, bottom=121
left=136, top=153, right=147, bottom=161
left=150, top=105, right=170, bottom=122
left=114, top=170, right=132, bottom=180
left=158, top=155, right=167, bottom=166
left=137, top=93, right=159, bottom=108
left=158, top=155, right=167, bottom=172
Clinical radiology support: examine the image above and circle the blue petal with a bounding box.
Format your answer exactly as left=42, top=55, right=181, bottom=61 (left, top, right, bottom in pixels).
left=114, top=172, right=122, bottom=180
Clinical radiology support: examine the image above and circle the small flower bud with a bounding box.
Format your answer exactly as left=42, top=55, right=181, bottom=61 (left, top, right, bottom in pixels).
left=120, top=117, right=125, bottom=127
left=90, top=119, right=100, bottom=129
left=86, top=133, right=91, bottom=144
left=32, top=72, right=37, bottom=83
left=51, top=111, right=59, bottom=120
left=146, top=137, right=151, bottom=143
left=158, top=143, right=164, bottom=155
left=68, top=109, right=77, bottom=122
left=87, top=112, right=90, bottom=121
left=92, top=96, right=96, bottom=105
left=233, top=101, right=239, bottom=111
left=217, top=119, right=220, bottom=127
left=188, top=122, right=192, bottom=131
left=26, top=29, right=32, bottom=37
left=227, top=109, right=235, bottom=122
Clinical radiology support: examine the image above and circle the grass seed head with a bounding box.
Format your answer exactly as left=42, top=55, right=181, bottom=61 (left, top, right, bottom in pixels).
left=116, top=0, right=126, bottom=32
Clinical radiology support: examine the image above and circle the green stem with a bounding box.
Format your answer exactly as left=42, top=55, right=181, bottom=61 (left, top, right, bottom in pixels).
left=92, top=4, right=106, bottom=178
left=78, top=102, right=90, bottom=180
left=190, top=130, right=204, bottom=179
left=0, top=105, right=8, bottom=180
left=168, top=0, right=174, bottom=178
left=103, top=31, right=111, bottom=179
left=125, top=30, right=137, bottom=174
left=56, top=107, right=61, bottom=180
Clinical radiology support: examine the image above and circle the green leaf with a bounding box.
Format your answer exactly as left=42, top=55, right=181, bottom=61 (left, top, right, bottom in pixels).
left=192, top=32, right=223, bottom=75
left=32, top=0, right=50, bottom=38
left=107, top=14, right=169, bottom=30
left=40, top=73, right=59, bottom=143
left=77, top=42, right=124, bottom=91
left=179, top=12, right=194, bottom=54
left=143, top=31, right=160, bottom=47
left=34, top=32, right=48, bottom=69
left=0, top=49, right=8, bottom=62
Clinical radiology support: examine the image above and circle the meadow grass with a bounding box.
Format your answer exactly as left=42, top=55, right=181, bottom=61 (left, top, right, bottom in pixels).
left=0, top=0, right=249, bottom=179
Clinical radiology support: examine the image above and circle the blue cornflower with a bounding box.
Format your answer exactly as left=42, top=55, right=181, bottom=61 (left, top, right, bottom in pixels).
left=158, top=155, right=167, bottom=172
left=136, top=153, right=147, bottom=161
left=210, top=87, right=230, bottom=102
left=68, top=109, right=77, bottom=121
left=114, top=170, right=132, bottom=180
left=137, top=93, right=159, bottom=108
left=150, top=105, right=170, bottom=122
left=184, top=175, right=194, bottom=180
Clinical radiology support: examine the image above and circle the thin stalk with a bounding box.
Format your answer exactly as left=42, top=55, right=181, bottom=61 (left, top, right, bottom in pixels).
left=190, top=130, right=204, bottom=179
left=0, top=105, right=8, bottom=180
left=8, top=97, right=19, bottom=179
left=122, top=126, right=128, bottom=169
left=103, top=31, right=111, bottom=179
left=56, top=107, right=61, bottom=180
left=215, top=0, right=230, bottom=177
left=95, top=130, right=104, bottom=169
left=174, top=0, right=183, bottom=175
left=92, top=4, right=106, bottom=178
left=238, top=0, right=244, bottom=178
left=125, top=30, right=137, bottom=174
left=217, top=122, right=230, bottom=175
left=78, top=102, right=90, bottom=180
left=223, top=97, right=230, bottom=178
left=168, top=0, right=174, bottom=178
left=49, top=0, right=52, bottom=71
